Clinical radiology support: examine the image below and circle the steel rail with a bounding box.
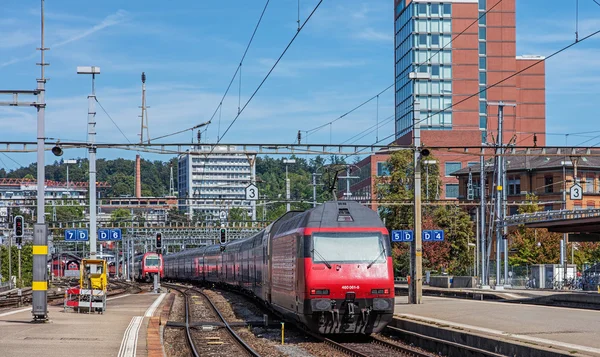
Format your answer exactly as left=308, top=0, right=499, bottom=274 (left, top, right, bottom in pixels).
left=189, top=286, right=262, bottom=357
left=164, top=284, right=200, bottom=357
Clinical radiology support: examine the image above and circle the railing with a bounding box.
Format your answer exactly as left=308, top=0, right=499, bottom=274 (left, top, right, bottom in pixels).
left=503, top=208, right=600, bottom=227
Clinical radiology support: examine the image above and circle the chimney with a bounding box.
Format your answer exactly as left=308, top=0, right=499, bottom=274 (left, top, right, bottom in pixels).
left=135, top=154, right=142, bottom=198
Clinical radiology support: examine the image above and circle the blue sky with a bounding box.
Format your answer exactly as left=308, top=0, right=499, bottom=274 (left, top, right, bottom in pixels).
left=1, top=0, right=600, bottom=169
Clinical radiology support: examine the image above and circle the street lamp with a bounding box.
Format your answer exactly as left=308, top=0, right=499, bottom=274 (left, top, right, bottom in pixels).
left=423, top=160, right=437, bottom=201
left=77, top=66, right=100, bottom=265
left=63, top=159, right=77, bottom=191
left=283, top=159, right=296, bottom=212
left=468, top=242, right=476, bottom=276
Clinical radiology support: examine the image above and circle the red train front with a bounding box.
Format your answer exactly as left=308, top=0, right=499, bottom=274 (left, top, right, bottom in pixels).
left=133, top=252, right=164, bottom=282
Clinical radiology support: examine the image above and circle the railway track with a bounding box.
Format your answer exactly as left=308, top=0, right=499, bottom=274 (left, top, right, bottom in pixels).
left=0, top=280, right=141, bottom=310
left=164, top=283, right=261, bottom=357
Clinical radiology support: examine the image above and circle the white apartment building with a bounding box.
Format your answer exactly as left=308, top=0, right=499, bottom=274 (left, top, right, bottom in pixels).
left=178, top=146, right=256, bottom=222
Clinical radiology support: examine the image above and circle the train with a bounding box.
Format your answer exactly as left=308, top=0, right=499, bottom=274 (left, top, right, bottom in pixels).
left=133, top=252, right=164, bottom=282
left=163, top=201, right=395, bottom=334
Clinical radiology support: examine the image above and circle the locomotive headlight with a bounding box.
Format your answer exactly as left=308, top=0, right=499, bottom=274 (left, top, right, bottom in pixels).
left=310, top=289, right=330, bottom=295
left=373, top=298, right=391, bottom=311
left=371, top=288, right=390, bottom=295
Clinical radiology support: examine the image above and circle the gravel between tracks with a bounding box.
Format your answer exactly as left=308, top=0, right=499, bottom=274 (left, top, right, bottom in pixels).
left=163, top=292, right=191, bottom=357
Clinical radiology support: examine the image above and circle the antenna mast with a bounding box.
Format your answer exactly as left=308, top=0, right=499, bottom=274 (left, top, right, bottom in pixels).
left=139, top=72, right=150, bottom=144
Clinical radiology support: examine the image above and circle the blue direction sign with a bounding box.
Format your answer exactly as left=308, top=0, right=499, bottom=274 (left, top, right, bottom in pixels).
left=65, top=229, right=77, bottom=241
left=110, top=229, right=122, bottom=241
left=77, top=229, right=89, bottom=241
left=391, top=230, right=414, bottom=242
left=422, top=230, right=434, bottom=242
left=433, top=230, right=445, bottom=241
left=98, top=229, right=110, bottom=241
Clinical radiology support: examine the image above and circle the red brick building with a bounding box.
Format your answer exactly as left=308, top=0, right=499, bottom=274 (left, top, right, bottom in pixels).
left=392, top=0, right=546, bottom=198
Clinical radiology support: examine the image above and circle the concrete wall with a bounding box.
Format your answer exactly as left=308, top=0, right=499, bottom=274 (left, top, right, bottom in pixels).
left=429, top=276, right=451, bottom=288
left=451, top=276, right=476, bottom=288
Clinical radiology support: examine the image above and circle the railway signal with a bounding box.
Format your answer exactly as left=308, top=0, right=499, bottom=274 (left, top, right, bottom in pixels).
left=220, top=228, right=227, bottom=244
left=14, top=215, right=23, bottom=246
left=156, top=232, right=162, bottom=252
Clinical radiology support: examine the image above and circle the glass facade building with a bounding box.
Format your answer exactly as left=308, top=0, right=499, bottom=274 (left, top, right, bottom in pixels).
left=395, top=1, right=454, bottom=138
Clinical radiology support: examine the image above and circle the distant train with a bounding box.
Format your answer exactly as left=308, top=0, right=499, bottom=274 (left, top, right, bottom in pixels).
left=133, top=252, right=164, bottom=282
left=163, top=201, right=394, bottom=334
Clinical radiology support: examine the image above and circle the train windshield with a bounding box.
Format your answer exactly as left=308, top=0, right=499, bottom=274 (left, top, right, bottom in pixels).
left=146, top=257, right=160, bottom=266
left=312, top=233, right=385, bottom=264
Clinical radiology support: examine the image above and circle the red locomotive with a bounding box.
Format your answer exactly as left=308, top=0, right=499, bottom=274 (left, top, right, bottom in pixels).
left=163, top=201, right=394, bottom=334
left=133, top=252, right=164, bottom=282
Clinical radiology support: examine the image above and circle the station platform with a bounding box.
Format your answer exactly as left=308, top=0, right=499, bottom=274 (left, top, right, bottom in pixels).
left=394, top=296, right=600, bottom=356
left=0, top=292, right=166, bottom=357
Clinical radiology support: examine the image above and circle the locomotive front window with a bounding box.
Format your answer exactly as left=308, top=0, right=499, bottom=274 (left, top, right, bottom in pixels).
left=312, top=233, right=385, bottom=263
left=146, top=257, right=160, bottom=266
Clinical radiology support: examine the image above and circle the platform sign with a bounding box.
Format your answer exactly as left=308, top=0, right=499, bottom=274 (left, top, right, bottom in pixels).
left=245, top=184, right=259, bottom=200
left=110, top=229, right=122, bottom=241
left=570, top=183, right=583, bottom=200
left=77, top=229, right=89, bottom=241
left=65, top=229, right=77, bottom=241
left=391, top=230, right=414, bottom=242
left=98, top=229, right=110, bottom=241
left=433, top=230, right=444, bottom=241
left=422, top=230, right=433, bottom=242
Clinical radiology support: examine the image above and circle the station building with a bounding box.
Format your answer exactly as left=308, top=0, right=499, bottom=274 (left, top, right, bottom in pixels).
left=177, top=146, right=256, bottom=222
left=393, top=0, right=546, bottom=198
left=452, top=149, right=600, bottom=212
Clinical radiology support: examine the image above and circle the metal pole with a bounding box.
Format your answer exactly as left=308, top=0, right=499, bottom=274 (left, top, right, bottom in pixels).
left=312, top=173, right=317, bottom=208
left=495, top=103, right=503, bottom=289
left=503, top=145, right=509, bottom=288
left=286, top=164, right=290, bottom=212
left=476, top=209, right=480, bottom=279
left=33, top=0, right=49, bottom=320
left=88, top=75, right=98, bottom=266
left=18, top=247, right=21, bottom=288
left=251, top=158, right=256, bottom=222
left=346, top=166, right=351, bottom=199
left=8, top=235, right=12, bottom=289
left=66, top=164, right=69, bottom=190
left=410, top=102, right=423, bottom=304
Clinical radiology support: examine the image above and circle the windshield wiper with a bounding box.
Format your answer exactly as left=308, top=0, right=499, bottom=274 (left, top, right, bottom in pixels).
left=367, top=249, right=386, bottom=269
left=311, top=249, right=332, bottom=269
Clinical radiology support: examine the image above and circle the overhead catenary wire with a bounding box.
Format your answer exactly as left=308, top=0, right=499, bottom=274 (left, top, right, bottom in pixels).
left=95, top=97, right=134, bottom=145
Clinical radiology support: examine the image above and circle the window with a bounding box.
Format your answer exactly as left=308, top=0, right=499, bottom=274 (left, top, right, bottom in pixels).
left=418, top=3, right=427, bottom=15
left=479, top=101, right=487, bottom=113
left=313, top=233, right=385, bottom=263
left=479, top=72, right=487, bottom=84
left=446, top=184, right=459, bottom=198
left=377, top=162, right=390, bottom=176
left=478, top=0, right=486, bottom=11
left=443, top=4, right=451, bottom=15
left=479, top=85, right=487, bottom=99
left=445, top=162, right=461, bottom=176
left=588, top=202, right=596, bottom=209
left=431, top=34, right=440, bottom=46
left=418, top=65, right=427, bottom=73
left=479, top=57, right=486, bottom=69
left=431, top=81, right=440, bottom=94
left=431, top=20, right=440, bottom=32
left=586, top=175, right=594, bottom=193
left=479, top=27, right=487, bottom=40
left=479, top=16, right=486, bottom=25
left=479, top=42, right=486, bottom=55
left=544, top=176, right=554, bottom=193
left=479, top=115, right=487, bottom=129
left=419, top=34, right=427, bottom=46
left=508, top=175, right=521, bottom=195
left=442, top=19, right=451, bottom=32
left=432, top=65, right=440, bottom=76
left=431, top=3, right=439, bottom=15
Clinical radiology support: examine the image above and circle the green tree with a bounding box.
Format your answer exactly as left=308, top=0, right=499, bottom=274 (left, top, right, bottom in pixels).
left=0, top=243, right=33, bottom=287
left=167, top=207, right=188, bottom=223
left=110, top=208, right=131, bottom=225
left=228, top=207, right=249, bottom=222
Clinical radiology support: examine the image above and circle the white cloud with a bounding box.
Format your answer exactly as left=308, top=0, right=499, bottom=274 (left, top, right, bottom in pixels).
left=354, top=28, right=392, bottom=42
left=0, top=30, right=38, bottom=49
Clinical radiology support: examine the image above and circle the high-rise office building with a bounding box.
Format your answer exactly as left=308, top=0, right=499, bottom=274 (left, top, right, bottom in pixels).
left=178, top=146, right=256, bottom=222
left=394, top=0, right=546, bottom=198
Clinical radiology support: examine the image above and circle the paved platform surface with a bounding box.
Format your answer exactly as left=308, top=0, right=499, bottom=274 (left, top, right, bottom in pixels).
left=395, top=283, right=586, bottom=300
left=395, top=296, right=600, bottom=356
left=0, top=293, right=165, bottom=357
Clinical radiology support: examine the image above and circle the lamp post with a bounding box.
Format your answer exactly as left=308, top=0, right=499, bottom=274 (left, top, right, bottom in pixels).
left=423, top=160, right=437, bottom=200
left=63, top=159, right=77, bottom=191
left=468, top=242, right=476, bottom=276
left=77, top=66, right=100, bottom=266
left=283, top=159, right=296, bottom=212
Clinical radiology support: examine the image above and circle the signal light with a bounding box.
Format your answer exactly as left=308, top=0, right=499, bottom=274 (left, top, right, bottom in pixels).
left=51, top=145, right=63, bottom=157
left=156, top=232, right=162, bottom=249
left=220, top=228, right=227, bottom=244
left=420, top=148, right=430, bottom=157
left=14, top=216, right=23, bottom=237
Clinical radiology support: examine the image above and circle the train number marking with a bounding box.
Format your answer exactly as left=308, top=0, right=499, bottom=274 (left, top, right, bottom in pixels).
left=342, top=285, right=360, bottom=290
